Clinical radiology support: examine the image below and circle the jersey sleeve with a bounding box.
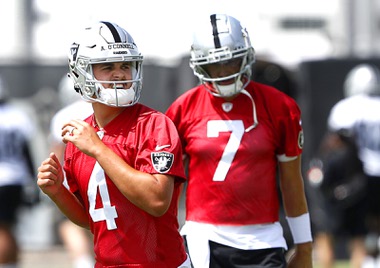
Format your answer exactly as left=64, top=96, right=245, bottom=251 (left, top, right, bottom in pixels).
left=134, top=112, right=186, bottom=182
left=275, top=96, right=303, bottom=160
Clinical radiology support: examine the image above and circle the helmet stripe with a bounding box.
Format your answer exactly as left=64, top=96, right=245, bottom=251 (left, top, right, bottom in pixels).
left=210, top=14, right=221, bottom=49
left=101, top=21, right=122, bottom=43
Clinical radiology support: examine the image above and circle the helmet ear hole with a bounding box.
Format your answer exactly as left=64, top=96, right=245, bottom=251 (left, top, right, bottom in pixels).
left=74, top=85, right=81, bottom=94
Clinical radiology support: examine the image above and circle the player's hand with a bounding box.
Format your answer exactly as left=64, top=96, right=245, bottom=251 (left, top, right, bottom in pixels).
left=287, top=242, right=313, bottom=268
left=37, top=153, right=65, bottom=197
left=62, top=119, right=103, bottom=157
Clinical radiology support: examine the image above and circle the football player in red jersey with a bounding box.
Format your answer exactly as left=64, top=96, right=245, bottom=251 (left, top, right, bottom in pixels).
left=37, top=21, right=191, bottom=268
left=166, top=14, right=312, bottom=268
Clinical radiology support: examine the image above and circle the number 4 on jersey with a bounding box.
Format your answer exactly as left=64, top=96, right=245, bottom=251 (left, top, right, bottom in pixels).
left=87, top=162, right=118, bottom=230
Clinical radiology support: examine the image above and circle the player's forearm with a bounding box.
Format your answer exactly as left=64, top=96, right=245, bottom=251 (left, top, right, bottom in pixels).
left=50, top=186, right=90, bottom=229
left=282, top=190, right=309, bottom=217
left=279, top=157, right=309, bottom=216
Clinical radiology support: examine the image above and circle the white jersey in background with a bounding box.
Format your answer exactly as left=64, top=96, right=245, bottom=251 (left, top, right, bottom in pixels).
left=328, top=94, right=380, bottom=177
left=50, top=100, right=93, bottom=144
left=0, top=103, right=35, bottom=186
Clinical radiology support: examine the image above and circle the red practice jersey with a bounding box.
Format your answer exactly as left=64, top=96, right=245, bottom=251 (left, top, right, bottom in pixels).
left=166, top=81, right=303, bottom=226
left=64, top=103, right=187, bottom=267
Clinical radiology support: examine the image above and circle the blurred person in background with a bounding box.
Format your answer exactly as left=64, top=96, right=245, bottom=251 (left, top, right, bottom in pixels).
left=310, top=63, right=380, bottom=268
left=49, top=75, right=94, bottom=268
left=308, top=131, right=367, bottom=267
left=0, top=75, right=36, bottom=267
left=166, top=13, right=312, bottom=268
left=328, top=64, right=380, bottom=268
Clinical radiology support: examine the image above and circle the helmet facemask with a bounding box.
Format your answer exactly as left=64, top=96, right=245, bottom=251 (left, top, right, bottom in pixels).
left=195, top=54, right=253, bottom=98
left=76, top=61, right=142, bottom=107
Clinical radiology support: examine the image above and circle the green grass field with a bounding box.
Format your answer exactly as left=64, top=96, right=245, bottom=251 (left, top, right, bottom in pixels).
left=314, top=261, right=349, bottom=268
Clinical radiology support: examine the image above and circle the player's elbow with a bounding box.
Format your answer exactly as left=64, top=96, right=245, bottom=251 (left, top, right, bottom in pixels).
left=147, top=200, right=171, bottom=217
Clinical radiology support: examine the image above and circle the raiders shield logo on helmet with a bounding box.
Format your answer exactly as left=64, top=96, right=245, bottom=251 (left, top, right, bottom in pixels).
left=151, top=152, right=174, bottom=173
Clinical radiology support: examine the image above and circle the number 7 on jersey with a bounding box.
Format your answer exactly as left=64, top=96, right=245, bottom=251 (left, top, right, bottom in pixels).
left=207, top=120, right=244, bottom=182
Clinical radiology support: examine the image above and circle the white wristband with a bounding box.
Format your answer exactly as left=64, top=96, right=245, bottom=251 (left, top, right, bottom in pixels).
left=286, top=213, right=313, bottom=244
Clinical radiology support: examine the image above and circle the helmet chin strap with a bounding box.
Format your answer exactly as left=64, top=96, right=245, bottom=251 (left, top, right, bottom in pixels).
left=240, top=88, right=258, bottom=132
left=216, top=80, right=243, bottom=97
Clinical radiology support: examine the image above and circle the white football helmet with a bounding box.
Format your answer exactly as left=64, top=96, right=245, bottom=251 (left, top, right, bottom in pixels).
left=344, top=63, right=380, bottom=97
left=190, top=14, right=255, bottom=97
left=68, top=21, right=143, bottom=107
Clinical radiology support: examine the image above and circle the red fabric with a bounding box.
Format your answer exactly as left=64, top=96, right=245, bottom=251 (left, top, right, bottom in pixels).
left=64, top=104, right=187, bottom=267
left=166, top=81, right=303, bottom=225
